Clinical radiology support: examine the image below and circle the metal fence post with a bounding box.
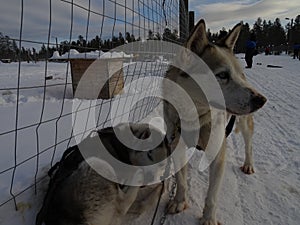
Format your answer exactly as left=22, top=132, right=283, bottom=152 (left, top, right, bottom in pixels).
left=179, top=0, right=189, bottom=42
left=189, top=11, right=195, bottom=33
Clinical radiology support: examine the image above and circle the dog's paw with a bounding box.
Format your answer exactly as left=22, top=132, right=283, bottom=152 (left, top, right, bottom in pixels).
left=199, top=218, right=221, bottom=225
left=240, top=165, right=255, bottom=174
left=167, top=200, right=188, bottom=214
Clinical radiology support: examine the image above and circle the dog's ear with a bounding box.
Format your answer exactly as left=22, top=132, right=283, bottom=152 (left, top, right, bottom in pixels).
left=186, top=19, right=208, bottom=54
left=218, top=23, right=242, bottom=51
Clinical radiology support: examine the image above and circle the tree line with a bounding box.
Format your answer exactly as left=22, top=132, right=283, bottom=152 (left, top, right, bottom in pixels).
left=209, top=15, right=300, bottom=54
left=0, top=28, right=179, bottom=62
left=1, top=15, right=299, bottom=61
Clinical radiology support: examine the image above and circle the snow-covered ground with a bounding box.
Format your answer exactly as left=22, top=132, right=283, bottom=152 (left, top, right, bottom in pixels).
left=50, top=49, right=134, bottom=60
left=0, top=53, right=299, bottom=225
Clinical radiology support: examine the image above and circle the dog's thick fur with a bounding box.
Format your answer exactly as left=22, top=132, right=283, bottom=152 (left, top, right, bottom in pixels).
left=37, top=123, right=168, bottom=225
left=163, top=20, right=266, bottom=224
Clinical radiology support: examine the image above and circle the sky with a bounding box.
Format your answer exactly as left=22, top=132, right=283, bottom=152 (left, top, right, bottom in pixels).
left=190, top=0, right=300, bottom=32
left=0, top=0, right=299, bottom=49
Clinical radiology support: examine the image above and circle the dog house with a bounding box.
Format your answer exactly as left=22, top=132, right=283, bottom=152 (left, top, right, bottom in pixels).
left=70, top=58, right=125, bottom=99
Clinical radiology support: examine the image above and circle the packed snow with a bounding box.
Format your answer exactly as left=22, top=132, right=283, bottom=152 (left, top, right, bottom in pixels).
left=0, top=53, right=299, bottom=225
left=49, top=50, right=134, bottom=60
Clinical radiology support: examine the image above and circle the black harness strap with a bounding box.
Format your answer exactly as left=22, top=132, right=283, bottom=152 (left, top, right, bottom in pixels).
left=196, top=115, right=237, bottom=151
left=225, top=115, right=236, bottom=138
left=36, top=145, right=83, bottom=225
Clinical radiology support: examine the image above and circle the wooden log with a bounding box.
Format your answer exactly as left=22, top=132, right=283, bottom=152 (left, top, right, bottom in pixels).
left=267, top=64, right=283, bottom=68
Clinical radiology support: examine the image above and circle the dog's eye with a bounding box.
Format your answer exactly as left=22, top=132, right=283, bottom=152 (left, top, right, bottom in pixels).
left=216, top=71, right=230, bottom=80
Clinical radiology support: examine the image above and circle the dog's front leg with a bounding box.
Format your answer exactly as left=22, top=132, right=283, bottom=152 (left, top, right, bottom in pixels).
left=167, top=164, right=188, bottom=213
left=200, top=139, right=226, bottom=225
left=163, top=101, right=189, bottom=213
left=166, top=124, right=189, bottom=214
left=237, top=115, right=255, bottom=174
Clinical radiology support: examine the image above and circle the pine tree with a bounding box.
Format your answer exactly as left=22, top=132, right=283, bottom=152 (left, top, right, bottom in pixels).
left=39, top=44, right=47, bottom=60
left=118, top=32, right=125, bottom=45
left=148, top=30, right=154, bottom=40
left=290, top=15, right=300, bottom=44
left=162, top=28, right=179, bottom=43
left=0, top=33, right=18, bottom=60
left=125, top=32, right=132, bottom=43
left=218, top=27, right=228, bottom=39
left=253, top=17, right=264, bottom=47
left=236, top=23, right=251, bottom=53
left=272, top=18, right=286, bottom=46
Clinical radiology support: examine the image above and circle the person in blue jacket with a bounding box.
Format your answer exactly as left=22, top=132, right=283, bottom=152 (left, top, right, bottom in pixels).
left=245, top=33, right=257, bottom=68
left=293, top=42, right=300, bottom=59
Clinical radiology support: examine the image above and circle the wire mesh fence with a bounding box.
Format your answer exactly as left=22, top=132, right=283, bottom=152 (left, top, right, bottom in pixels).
left=0, top=0, right=190, bottom=213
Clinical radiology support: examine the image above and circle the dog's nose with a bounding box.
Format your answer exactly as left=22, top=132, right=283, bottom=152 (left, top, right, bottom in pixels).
left=251, top=94, right=267, bottom=112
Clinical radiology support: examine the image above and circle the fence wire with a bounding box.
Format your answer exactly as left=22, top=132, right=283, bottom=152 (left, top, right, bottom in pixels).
left=0, top=0, right=189, bottom=211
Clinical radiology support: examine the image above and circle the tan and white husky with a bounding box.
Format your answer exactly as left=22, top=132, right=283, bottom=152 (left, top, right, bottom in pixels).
left=36, top=123, right=168, bottom=225
left=163, top=20, right=267, bottom=224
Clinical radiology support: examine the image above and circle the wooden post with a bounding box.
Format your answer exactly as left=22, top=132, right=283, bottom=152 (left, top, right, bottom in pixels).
left=70, top=58, right=124, bottom=100
left=189, top=11, right=195, bottom=33
left=179, top=0, right=189, bottom=42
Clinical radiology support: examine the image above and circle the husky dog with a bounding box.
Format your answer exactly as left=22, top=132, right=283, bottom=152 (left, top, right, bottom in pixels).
left=163, top=20, right=267, bottom=224
left=36, top=123, right=168, bottom=225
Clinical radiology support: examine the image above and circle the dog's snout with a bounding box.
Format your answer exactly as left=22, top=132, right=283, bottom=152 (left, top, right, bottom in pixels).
left=251, top=94, right=267, bottom=112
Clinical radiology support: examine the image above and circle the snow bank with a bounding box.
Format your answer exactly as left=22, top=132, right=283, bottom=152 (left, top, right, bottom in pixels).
left=50, top=49, right=134, bottom=60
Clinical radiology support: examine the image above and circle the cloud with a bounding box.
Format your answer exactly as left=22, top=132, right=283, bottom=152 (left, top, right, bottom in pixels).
left=0, top=0, right=170, bottom=48
left=0, top=0, right=129, bottom=45
left=2, top=0, right=298, bottom=48
left=192, top=0, right=300, bottom=31
left=0, top=0, right=89, bottom=42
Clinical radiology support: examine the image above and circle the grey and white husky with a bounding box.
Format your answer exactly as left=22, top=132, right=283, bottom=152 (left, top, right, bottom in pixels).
left=36, top=123, right=168, bottom=225
left=163, top=19, right=267, bottom=224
